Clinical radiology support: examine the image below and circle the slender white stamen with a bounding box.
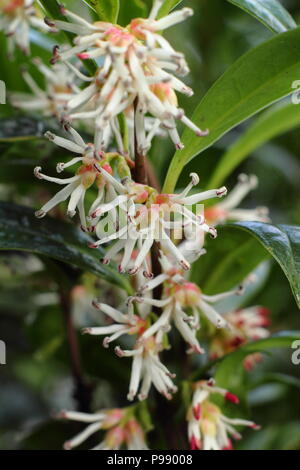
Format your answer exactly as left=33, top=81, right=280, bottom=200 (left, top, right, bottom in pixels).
left=149, top=0, right=164, bottom=20
left=59, top=411, right=105, bottom=423
left=64, top=422, right=101, bottom=450
left=44, top=132, right=84, bottom=153
left=153, top=8, right=194, bottom=31
left=198, top=300, right=228, bottom=329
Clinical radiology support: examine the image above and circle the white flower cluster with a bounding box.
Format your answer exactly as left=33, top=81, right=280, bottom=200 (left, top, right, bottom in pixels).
left=0, top=0, right=54, bottom=56
left=187, top=379, right=260, bottom=450
left=57, top=408, right=148, bottom=450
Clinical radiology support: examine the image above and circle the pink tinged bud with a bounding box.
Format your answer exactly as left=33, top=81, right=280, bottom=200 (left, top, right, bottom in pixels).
left=143, top=270, right=154, bottom=279
left=114, top=346, right=124, bottom=357
left=102, top=163, right=113, bottom=174
left=118, top=265, right=125, bottom=274
left=103, top=337, right=111, bottom=348
left=106, top=426, right=126, bottom=448
left=35, top=210, right=46, bottom=218
left=189, top=344, right=205, bottom=355
left=50, top=45, right=60, bottom=64
left=180, top=260, right=190, bottom=271
left=209, top=227, right=217, bottom=239
left=92, top=300, right=100, bottom=309
left=251, top=423, right=261, bottom=430
left=196, top=128, right=209, bottom=137
left=56, top=410, right=68, bottom=419
left=34, top=166, right=43, bottom=179
left=257, top=317, right=271, bottom=327
left=59, top=5, right=67, bottom=15
left=88, top=243, right=98, bottom=248
left=189, top=435, right=201, bottom=450
left=56, top=163, right=65, bottom=173
left=225, top=392, right=240, bottom=404
left=162, top=391, right=173, bottom=400
left=176, top=142, right=184, bottom=150
left=81, top=328, right=92, bottom=335
left=103, top=409, right=124, bottom=429
left=185, top=282, right=201, bottom=306
left=216, top=186, right=228, bottom=197
left=223, top=439, right=233, bottom=450
left=44, top=17, right=55, bottom=28
left=77, top=53, right=90, bottom=59
left=229, top=336, right=245, bottom=348
left=193, top=404, right=201, bottom=420
left=128, top=267, right=139, bottom=276
left=63, top=441, right=72, bottom=450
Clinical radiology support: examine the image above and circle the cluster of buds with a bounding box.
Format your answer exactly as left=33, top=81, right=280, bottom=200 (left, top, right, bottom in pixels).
left=58, top=408, right=148, bottom=450
left=187, top=379, right=260, bottom=450
left=0, top=0, right=54, bottom=56
left=209, top=306, right=271, bottom=370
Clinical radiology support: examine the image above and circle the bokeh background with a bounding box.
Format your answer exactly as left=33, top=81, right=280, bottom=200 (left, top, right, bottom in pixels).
left=0, top=0, right=300, bottom=450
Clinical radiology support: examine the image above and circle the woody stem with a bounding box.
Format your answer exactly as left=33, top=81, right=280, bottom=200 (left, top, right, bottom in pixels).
left=132, top=99, right=162, bottom=287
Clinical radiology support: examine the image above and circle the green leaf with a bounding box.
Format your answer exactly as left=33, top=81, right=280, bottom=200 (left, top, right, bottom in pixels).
left=85, top=0, right=120, bottom=23
left=215, top=331, right=300, bottom=395
left=252, top=372, right=300, bottom=390
left=118, top=0, right=147, bottom=25
left=157, top=0, right=183, bottom=18
left=162, top=27, right=300, bottom=193
left=226, top=0, right=296, bottom=34
left=136, top=401, right=154, bottom=433
left=0, top=202, right=131, bottom=293
left=232, top=222, right=300, bottom=308
left=191, top=224, right=269, bottom=294
left=208, top=101, right=300, bottom=188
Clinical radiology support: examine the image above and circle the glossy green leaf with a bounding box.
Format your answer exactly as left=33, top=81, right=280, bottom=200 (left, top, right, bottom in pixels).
left=118, top=0, right=147, bottom=25
left=215, top=331, right=300, bottom=395
left=136, top=401, right=154, bottom=433
left=252, top=372, right=300, bottom=390
left=233, top=222, right=300, bottom=308
left=191, top=225, right=268, bottom=294
left=226, top=0, right=296, bottom=33
left=85, top=0, right=120, bottom=23
left=163, top=27, right=300, bottom=193
left=0, top=202, right=131, bottom=293
left=209, top=101, right=300, bottom=188
left=158, top=0, right=183, bottom=18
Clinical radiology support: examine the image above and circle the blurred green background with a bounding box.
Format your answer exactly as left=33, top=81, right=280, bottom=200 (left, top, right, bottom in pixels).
left=0, top=0, right=300, bottom=450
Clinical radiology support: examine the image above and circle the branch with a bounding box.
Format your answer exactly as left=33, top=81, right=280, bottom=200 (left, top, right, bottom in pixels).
left=133, top=99, right=148, bottom=185
left=59, top=288, right=93, bottom=412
